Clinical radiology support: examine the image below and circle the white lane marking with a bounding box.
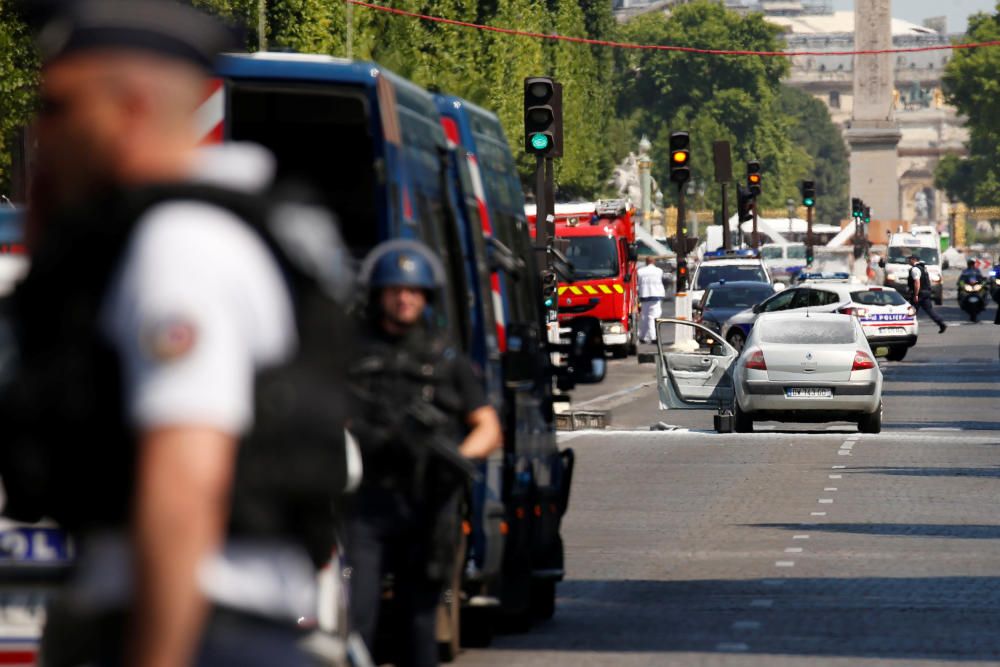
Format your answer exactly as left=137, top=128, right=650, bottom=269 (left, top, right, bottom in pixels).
left=775, top=561, right=795, bottom=567
left=841, top=442, right=855, bottom=450
left=832, top=465, right=847, bottom=469
left=572, top=381, right=655, bottom=410
left=793, top=535, right=810, bottom=540
left=733, top=620, right=762, bottom=631
left=819, top=499, right=834, bottom=504
left=919, top=427, right=961, bottom=432
left=825, top=487, right=838, bottom=491
left=811, top=511, right=827, bottom=516
left=785, top=547, right=803, bottom=553
left=838, top=451, right=852, bottom=456
left=716, top=642, right=749, bottom=652
left=829, top=474, right=843, bottom=479
left=751, top=599, right=773, bottom=608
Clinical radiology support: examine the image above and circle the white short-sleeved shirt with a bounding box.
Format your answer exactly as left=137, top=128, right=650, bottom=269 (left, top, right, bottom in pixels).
left=910, top=265, right=922, bottom=282
left=637, top=263, right=666, bottom=299
left=101, top=144, right=295, bottom=436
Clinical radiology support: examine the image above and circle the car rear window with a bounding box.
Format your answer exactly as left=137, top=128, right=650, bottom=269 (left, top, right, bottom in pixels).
left=759, top=319, right=856, bottom=345
left=695, top=265, right=768, bottom=289
left=705, top=284, right=774, bottom=309
left=851, top=289, right=906, bottom=306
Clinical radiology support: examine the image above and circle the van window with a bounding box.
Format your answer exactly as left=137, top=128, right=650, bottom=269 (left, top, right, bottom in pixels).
left=851, top=289, right=907, bottom=306
left=760, top=319, right=855, bottom=345
left=761, top=246, right=783, bottom=260
left=887, top=245, right=938, bottom=265
left=227, top=83, right=379, bottom=258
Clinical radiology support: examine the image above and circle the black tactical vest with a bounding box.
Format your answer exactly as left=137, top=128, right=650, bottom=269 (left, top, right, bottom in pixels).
left=0, top=184, right=352, bottom=566
left=908, top=261, right=931, bottom=296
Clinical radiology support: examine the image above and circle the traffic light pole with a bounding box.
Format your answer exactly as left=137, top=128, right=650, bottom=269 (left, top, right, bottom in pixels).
left=545, top=156, right=555, bottom=259
left=806, top=205, right=814, bottom=264
left=720, top=183, right=731, bottom=251
left=751, top=200, right=759, bottom=250
left=676, top=182, right=686, bottom=269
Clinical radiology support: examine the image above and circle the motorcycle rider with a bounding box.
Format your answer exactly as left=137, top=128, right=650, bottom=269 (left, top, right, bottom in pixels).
left=346, top=240, right=502, bottom=667
left=958, top=259, right=984, bottom=286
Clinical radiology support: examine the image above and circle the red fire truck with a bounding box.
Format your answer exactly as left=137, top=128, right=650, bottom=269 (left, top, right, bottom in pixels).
left=528, top=200, right=639, bottom=357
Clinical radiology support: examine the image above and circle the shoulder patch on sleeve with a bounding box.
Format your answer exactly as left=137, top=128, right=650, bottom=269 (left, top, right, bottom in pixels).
left=141, top=316, right=198, bottom=362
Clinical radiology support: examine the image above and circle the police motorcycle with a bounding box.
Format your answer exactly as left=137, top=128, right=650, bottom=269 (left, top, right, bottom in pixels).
left=958, top=272, right=987, bottom=322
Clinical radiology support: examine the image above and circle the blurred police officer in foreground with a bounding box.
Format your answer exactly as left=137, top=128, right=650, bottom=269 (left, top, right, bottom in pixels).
left=0, top=2, right=352, bottom=665
left=348, top=241, right=502, bottom=667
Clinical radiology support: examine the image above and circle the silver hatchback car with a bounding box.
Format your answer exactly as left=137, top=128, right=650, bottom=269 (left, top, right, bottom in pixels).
left=656, top=312, right=883, bottom=434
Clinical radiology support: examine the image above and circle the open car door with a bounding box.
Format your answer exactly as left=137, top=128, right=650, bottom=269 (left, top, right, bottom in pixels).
left=656, top=319, right=738, bottom=410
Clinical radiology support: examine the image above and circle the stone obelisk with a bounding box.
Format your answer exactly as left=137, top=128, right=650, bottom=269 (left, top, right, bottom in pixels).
left=845, top=0, right=901, bottom=221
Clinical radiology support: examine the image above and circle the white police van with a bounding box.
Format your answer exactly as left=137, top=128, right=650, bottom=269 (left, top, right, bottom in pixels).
left=883, top=232, right=943, bottom=305
left=689, top=249, right=776, bottom=305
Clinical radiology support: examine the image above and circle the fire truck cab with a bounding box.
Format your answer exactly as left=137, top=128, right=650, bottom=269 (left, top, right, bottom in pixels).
left=529, top=200, right=639, bottom=357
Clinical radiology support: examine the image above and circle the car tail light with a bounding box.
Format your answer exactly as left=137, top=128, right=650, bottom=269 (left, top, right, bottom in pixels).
left=745, top=349, right=767, bottom=370
left=852, top=351, right=876, bottom=371
left=838, top=306, right=869, bottom=318
left=905, top=305, right=916, bottom=317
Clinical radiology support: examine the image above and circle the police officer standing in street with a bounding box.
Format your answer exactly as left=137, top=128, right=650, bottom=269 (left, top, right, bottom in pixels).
left=347, top=240, right=502, bottom=667
left=637, top=257, right=666, bottom=344
left=0, top=2, right=352, bottom=665
left=908, top=253, right=947, bottom=333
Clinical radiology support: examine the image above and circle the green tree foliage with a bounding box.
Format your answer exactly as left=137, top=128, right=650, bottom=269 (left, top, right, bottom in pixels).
left=779, top=86, right=849, bottom=224
left=0, top=0, right=37, bottom=197
left=618, top=2, right=809, bottom=213
left=937, top=3, right=1000, bottom=206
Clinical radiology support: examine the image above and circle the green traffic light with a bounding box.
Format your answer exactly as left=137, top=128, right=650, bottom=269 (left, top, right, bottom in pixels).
left=803, top=197, right=815, bottom=207
left=530, top=133, right=550, bottom=151
left=544, top=297, right=555, bottom=308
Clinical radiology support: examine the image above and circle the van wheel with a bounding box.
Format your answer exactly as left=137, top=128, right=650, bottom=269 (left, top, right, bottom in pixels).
left=886, top=346, right=907, bottom=361
left=858, top=403, right=883, bottom=434
left=727, top=330, right=746, bottom=352
left=734, top=402, right=754, bottom=433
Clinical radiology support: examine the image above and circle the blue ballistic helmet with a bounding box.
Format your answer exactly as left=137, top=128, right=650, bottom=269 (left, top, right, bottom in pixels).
left=360, top=239, right=446, bottom=292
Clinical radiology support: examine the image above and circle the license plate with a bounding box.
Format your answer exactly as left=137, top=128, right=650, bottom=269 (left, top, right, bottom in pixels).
left=785, top=387, right=832, bottom=398
left=879, top=327, right=906, bottom=334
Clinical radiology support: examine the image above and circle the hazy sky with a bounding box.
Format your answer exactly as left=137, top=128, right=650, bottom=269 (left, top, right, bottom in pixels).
left=831, top=0, right=997, bottom=33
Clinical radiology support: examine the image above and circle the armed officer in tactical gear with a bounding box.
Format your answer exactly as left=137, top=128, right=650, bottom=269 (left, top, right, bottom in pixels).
left=347, top=240, right=502, bottom=667
left=0, top=2, right=353, bottom=665
left=908, top=253, right=947, bottom=333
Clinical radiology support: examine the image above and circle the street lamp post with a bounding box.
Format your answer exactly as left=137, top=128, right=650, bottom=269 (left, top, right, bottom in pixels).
left=638, top=135, right=653, bottom=229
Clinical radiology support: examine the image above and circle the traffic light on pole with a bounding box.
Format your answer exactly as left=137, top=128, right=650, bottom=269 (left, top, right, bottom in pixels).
left=863, top=206, right=871, bottom=225
left=851, top=197, right=863, bottom=219
left=541, top=268, right=558, bottom=309
left=676, top=258, right=688, bottom=293
left=746, top=160, right=762, bottom=197
left=801, top=180, right=816, bottom=208
left=669, top=131, right=691, bottom=184
left=524, top=77, right=562, bottom=156
left=736, top=184, right=754, bottom=222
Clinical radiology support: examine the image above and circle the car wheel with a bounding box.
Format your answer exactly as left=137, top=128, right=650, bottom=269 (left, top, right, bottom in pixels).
left=610, top=345, right=628, bottom=359
left=734, top=401, right=754, bottom=433
left=727, top=330, right=746, bottom=352
left=858, top=402, right=883, bottom=434
left=886, top=346, right=907, bottom=362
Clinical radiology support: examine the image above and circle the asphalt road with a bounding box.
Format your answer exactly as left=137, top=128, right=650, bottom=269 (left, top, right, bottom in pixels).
left=463, top=278, right=1000, bottom=666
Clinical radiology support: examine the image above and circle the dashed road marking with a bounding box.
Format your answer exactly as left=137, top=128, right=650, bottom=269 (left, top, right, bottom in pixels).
left=840, top=442, right=855, bottom=450
left=825, top=487, right=838, bottom=491
left=819, top=498, right=834, bottom=504
left=793, top=535, right=810, bottom=540
left=832, top=465, right=847, bottom=469
left=775, top=561, right=795, bottom=568
left=811, top=511, right=827, bottom=516
left=785, top=547, right=803, bottom=553
left=829, top=474, right=842, bottom=479
left=838, top=450, right=852, bottom=456
left=733, top=620, right=762, bottom=631
left=716, top=642, right=749, bottom=652
left=751, top=599, right=773, bottom=608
